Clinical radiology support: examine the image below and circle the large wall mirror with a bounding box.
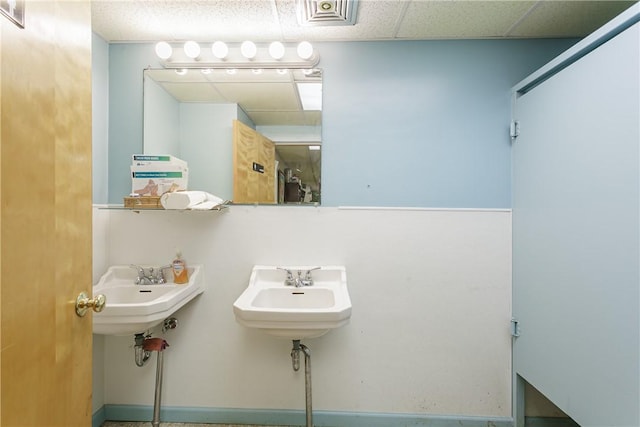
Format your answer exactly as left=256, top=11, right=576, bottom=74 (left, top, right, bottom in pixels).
left=143, top=68, right=322, bottom=204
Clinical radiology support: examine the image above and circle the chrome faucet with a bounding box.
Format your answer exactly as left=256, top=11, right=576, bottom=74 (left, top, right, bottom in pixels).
left=278, top=267, right=320, bottom=287
left=130, top=264, right=169, bottom=285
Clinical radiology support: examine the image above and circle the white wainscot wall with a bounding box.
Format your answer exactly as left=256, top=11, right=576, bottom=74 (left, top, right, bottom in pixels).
left=93, top=205, right=512, bottom=418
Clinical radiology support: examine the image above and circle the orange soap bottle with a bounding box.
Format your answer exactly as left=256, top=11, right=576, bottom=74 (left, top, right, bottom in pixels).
left=172, top=250, right=189, bottom=284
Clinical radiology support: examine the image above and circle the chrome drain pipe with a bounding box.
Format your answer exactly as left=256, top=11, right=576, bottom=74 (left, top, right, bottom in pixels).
left=291, top=340, right=313, bottom=427
left=134, top=333, right=152, bottom=367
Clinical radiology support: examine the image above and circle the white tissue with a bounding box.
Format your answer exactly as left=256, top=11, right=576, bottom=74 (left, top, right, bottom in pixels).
left=160, top=191, right=224, bottom=210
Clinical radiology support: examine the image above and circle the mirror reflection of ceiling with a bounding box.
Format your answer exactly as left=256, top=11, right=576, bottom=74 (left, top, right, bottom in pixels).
left=145, top=68, right=321, bottom=127
left=91, top=1, right=635, bottom=43
left=145, top=68, right=322, bottom=193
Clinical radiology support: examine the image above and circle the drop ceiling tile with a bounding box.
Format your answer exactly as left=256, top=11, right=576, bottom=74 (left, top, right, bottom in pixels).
left=93, top=0, right=283, bottom=42
left=147, top=0, right=283, bottom=41
left=508, top=1, right=636, bottom=38
left=92, top=1, right=153, bottom=41
left=160, top=82, right=224, bottom=102
left=93, top=1, right=632, bottom=43
left=396, top=1, right=537, bottom=39
left=251, top=110, right=322, bottom=126
left=216, top=82, right=301, bottom=110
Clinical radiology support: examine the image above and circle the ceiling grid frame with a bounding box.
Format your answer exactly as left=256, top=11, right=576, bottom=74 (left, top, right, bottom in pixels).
left=92, top=1, right=637, bottom=43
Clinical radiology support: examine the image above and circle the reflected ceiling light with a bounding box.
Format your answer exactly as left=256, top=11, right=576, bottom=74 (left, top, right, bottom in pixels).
left=252, top=69, right=263, bottom=74
left=240, top=41, right=257, bottom=59
left=211, top=41, right=229, bottom=59
left=277, top=69, right=288, bottom=75
left=308, top=145, right=321, bottom=151
left=226, top=69, right=238, bottom=75
left=184, top=41, right=201, bottom=59
left=155, top=41, right=172, bottom=60
left=175, top=68, right=188, bottom=76
left=200, top=68, right=212, bottom=75
left=269, top=41, right=285, bottom=60
left=297, top=41, right=314, bottom=60
left=297, top=82, right=322, bottom=110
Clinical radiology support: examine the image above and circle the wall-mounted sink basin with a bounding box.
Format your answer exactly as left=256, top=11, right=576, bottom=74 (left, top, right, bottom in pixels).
left=93, top=265, right=204, bottom=335
left=233, top=265, right=351, bottom=340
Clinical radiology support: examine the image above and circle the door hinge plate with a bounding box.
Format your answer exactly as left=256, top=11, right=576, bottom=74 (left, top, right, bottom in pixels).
left=510, top=121, right=520, bottom=140
left=511, top=317, right=520, bottom=337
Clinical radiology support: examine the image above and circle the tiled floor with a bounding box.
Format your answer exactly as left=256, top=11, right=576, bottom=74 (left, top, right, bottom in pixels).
left=102, top=422, right=293, bottom=427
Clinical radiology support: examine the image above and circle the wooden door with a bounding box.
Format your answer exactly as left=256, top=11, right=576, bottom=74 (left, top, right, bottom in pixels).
left=233, top=119, right=255, bottom=203
left=256, top=133, right=276, bottom=203
left=0, top=2, right=93, bottom=426
left=233, top=120, right=276, bottom=204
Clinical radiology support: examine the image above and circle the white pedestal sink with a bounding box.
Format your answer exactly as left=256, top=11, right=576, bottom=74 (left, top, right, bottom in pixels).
left=93, top=265, right=204, bottom=335
left=233, top=265, right=352, bottom=339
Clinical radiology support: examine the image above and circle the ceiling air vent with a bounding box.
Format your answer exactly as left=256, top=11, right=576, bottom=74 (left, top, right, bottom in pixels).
left=297, top=0, right=359, bottom=26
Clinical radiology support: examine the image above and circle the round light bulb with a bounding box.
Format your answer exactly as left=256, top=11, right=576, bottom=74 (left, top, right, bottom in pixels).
left=155, top=41, right=172, bottom=60
left=211, top=41, right=228, bottom=59
left=297, top=41, right=314, bottom=60
left=240, top=41, right=257, bottom=59
left=268, top=41, right=285, bottom=60
left=183, top=41, right=201, bottom=59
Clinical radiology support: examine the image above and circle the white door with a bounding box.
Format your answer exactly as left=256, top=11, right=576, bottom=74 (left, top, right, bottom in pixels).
left=512, top=19, right=639, bottom=427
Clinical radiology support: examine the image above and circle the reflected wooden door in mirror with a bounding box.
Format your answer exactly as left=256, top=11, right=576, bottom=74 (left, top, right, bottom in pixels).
left=233, top=120, right=276, bottom=204
left=143, top=68, right=322, bottom=205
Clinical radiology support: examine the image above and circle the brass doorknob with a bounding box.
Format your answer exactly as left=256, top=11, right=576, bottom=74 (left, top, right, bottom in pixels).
left=75, top=292, right=106, bottom=317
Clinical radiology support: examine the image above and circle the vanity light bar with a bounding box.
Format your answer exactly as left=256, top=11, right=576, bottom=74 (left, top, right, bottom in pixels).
left=155, top=41, right=319, bottom=70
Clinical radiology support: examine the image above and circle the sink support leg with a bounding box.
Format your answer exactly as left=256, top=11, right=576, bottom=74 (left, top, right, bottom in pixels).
left=291, top=340, right=313, bottom=427
left=151, top=350, right=164, bottom=427
left=133, top=332, right=172, bottom=427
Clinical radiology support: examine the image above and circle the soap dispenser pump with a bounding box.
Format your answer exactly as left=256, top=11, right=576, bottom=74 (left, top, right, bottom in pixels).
left=172, top=250, right=189, bottom=284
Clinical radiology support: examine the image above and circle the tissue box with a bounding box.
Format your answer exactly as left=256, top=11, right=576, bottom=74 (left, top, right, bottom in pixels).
left=131, top=164, right=188, bottom=196
left=130, top=154, right=189, bottom=195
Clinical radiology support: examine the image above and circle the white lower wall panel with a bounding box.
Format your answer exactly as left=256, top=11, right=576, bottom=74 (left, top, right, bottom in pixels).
left=96, top=206, right=512, bottom=417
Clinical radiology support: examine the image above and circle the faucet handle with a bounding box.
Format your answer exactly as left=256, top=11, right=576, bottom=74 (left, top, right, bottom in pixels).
left=155, top=265, right=171, bottom=284
left=130, top=264, right=146, bottom=284
left=277, top=267, right=296, bottom=286
left=304, top=267, right=321, bottom=280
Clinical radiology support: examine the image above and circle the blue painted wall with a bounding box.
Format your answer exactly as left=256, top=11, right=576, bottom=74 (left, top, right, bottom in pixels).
left=108, top=43, right=158, bottom=204
left=104, top=39, right=575, bottom=207
left=143, top=76, right=180, bottom=156
left=92, top=33, right=109, bottom=204
left=179, top=103, right=239, bottom=200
